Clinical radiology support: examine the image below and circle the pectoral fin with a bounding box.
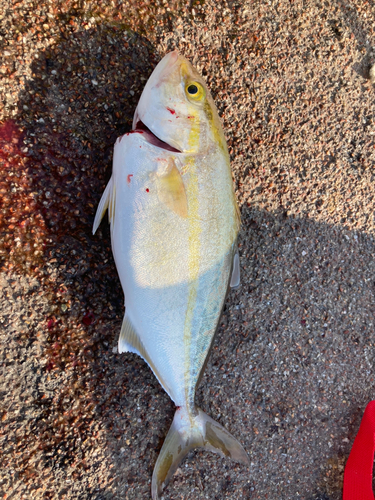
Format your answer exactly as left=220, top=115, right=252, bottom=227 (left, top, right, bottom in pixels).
left=92, top=177, right=115, bottom=234
left=156, top=158, right=188, bottom=218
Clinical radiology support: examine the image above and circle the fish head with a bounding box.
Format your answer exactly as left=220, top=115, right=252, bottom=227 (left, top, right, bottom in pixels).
left=132, top=51, right=227, bottom=154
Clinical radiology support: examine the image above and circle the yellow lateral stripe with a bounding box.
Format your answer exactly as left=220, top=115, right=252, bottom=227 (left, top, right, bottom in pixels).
left=183, top=102, right=202, bottom=410
left=183, top=157, right=201, bottom=411
left=187, top=162, right=201, bottom=282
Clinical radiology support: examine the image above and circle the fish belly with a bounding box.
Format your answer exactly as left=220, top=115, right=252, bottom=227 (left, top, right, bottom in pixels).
left=111, top=134, right=238, bottom=406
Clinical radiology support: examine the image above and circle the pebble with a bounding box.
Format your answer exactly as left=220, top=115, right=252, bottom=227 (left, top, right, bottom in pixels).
left=370, top=63, right=375, bottom=83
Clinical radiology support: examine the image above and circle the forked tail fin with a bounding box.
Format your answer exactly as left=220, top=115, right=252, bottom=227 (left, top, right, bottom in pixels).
left=151, top=406, right=249, bottom=499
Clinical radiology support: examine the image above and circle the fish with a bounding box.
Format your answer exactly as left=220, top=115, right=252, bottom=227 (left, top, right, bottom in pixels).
left=93, top=50, right=249, bottom=499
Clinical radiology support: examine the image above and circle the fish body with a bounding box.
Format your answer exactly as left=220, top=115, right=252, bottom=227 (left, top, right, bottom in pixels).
left=93, top=51, right=248, bottom=498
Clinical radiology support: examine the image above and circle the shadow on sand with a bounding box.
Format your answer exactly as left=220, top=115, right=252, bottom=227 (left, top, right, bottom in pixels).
left=1, top=15, right=375, bottom=500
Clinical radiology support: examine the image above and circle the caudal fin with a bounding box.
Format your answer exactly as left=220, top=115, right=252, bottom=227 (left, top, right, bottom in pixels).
left=151, top=406, right=249, bottom=499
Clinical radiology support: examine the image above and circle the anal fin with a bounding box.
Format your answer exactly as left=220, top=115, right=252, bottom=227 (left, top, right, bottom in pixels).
left=118, top=313, right=172, bottom=397
left=118, top=313, right=143, bottom=356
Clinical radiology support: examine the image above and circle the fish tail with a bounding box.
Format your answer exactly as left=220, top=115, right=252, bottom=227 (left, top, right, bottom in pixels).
left=151, top=406, right=249, bottom=499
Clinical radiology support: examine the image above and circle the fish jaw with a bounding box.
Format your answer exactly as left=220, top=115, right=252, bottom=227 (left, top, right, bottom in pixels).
left=132, top=51, right=188, bottom=152
left=132, top=51, right=179, bottom=133
left=132, top=51, right=225, bottom=154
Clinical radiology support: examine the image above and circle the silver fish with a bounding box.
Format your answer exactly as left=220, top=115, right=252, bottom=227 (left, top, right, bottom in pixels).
left=93, top=51, right=249, bottom=499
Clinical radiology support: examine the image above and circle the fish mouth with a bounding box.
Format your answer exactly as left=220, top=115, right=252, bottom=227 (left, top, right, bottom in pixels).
left=133, top=120, right=181, bottom=153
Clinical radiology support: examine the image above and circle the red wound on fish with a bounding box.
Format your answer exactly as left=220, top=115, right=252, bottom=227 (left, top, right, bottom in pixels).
left=146, top=188, right=149, bottom=192
left=167, top=107, right=176, bottom=115
left=127, top=174, right=133, bottom=184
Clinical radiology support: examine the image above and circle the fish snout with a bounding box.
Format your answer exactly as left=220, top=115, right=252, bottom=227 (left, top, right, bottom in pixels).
left=152, top=51, right=180, bottom=88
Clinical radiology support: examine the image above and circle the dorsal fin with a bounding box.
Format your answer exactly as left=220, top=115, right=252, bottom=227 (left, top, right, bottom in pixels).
left=230, top=251, right=240, bottom=289
left=118, top=313, right=173, bottom=397
left=109, top=183, right=116, bottom=227
left=92, top=177, right=114, bottom=234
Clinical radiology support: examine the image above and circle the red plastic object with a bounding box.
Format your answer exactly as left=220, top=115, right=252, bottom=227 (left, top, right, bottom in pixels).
left=343, top=401, right=375, bottom=500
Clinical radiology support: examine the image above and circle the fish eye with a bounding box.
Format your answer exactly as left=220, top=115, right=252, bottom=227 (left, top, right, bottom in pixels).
left=187, top=84, right=198, bottom=95
left=185, top=81, right=205, bottom=102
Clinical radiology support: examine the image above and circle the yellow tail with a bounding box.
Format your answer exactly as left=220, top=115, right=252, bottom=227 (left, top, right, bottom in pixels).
left=151, top=406, right=249, bottom=499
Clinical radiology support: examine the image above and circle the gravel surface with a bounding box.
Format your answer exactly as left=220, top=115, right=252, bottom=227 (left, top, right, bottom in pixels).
left=1, top=1, right=375, bottom=499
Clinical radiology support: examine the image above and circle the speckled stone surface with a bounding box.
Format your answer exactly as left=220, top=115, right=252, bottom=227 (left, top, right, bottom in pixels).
left=1, top=1, right=375, bottom=499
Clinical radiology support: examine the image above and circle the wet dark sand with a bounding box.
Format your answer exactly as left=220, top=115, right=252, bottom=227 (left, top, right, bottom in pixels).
left=1, top=1, right=375, bottom=499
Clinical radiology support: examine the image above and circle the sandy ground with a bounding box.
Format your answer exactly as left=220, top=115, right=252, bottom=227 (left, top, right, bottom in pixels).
left=1, top=0, right=375, bottom=499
